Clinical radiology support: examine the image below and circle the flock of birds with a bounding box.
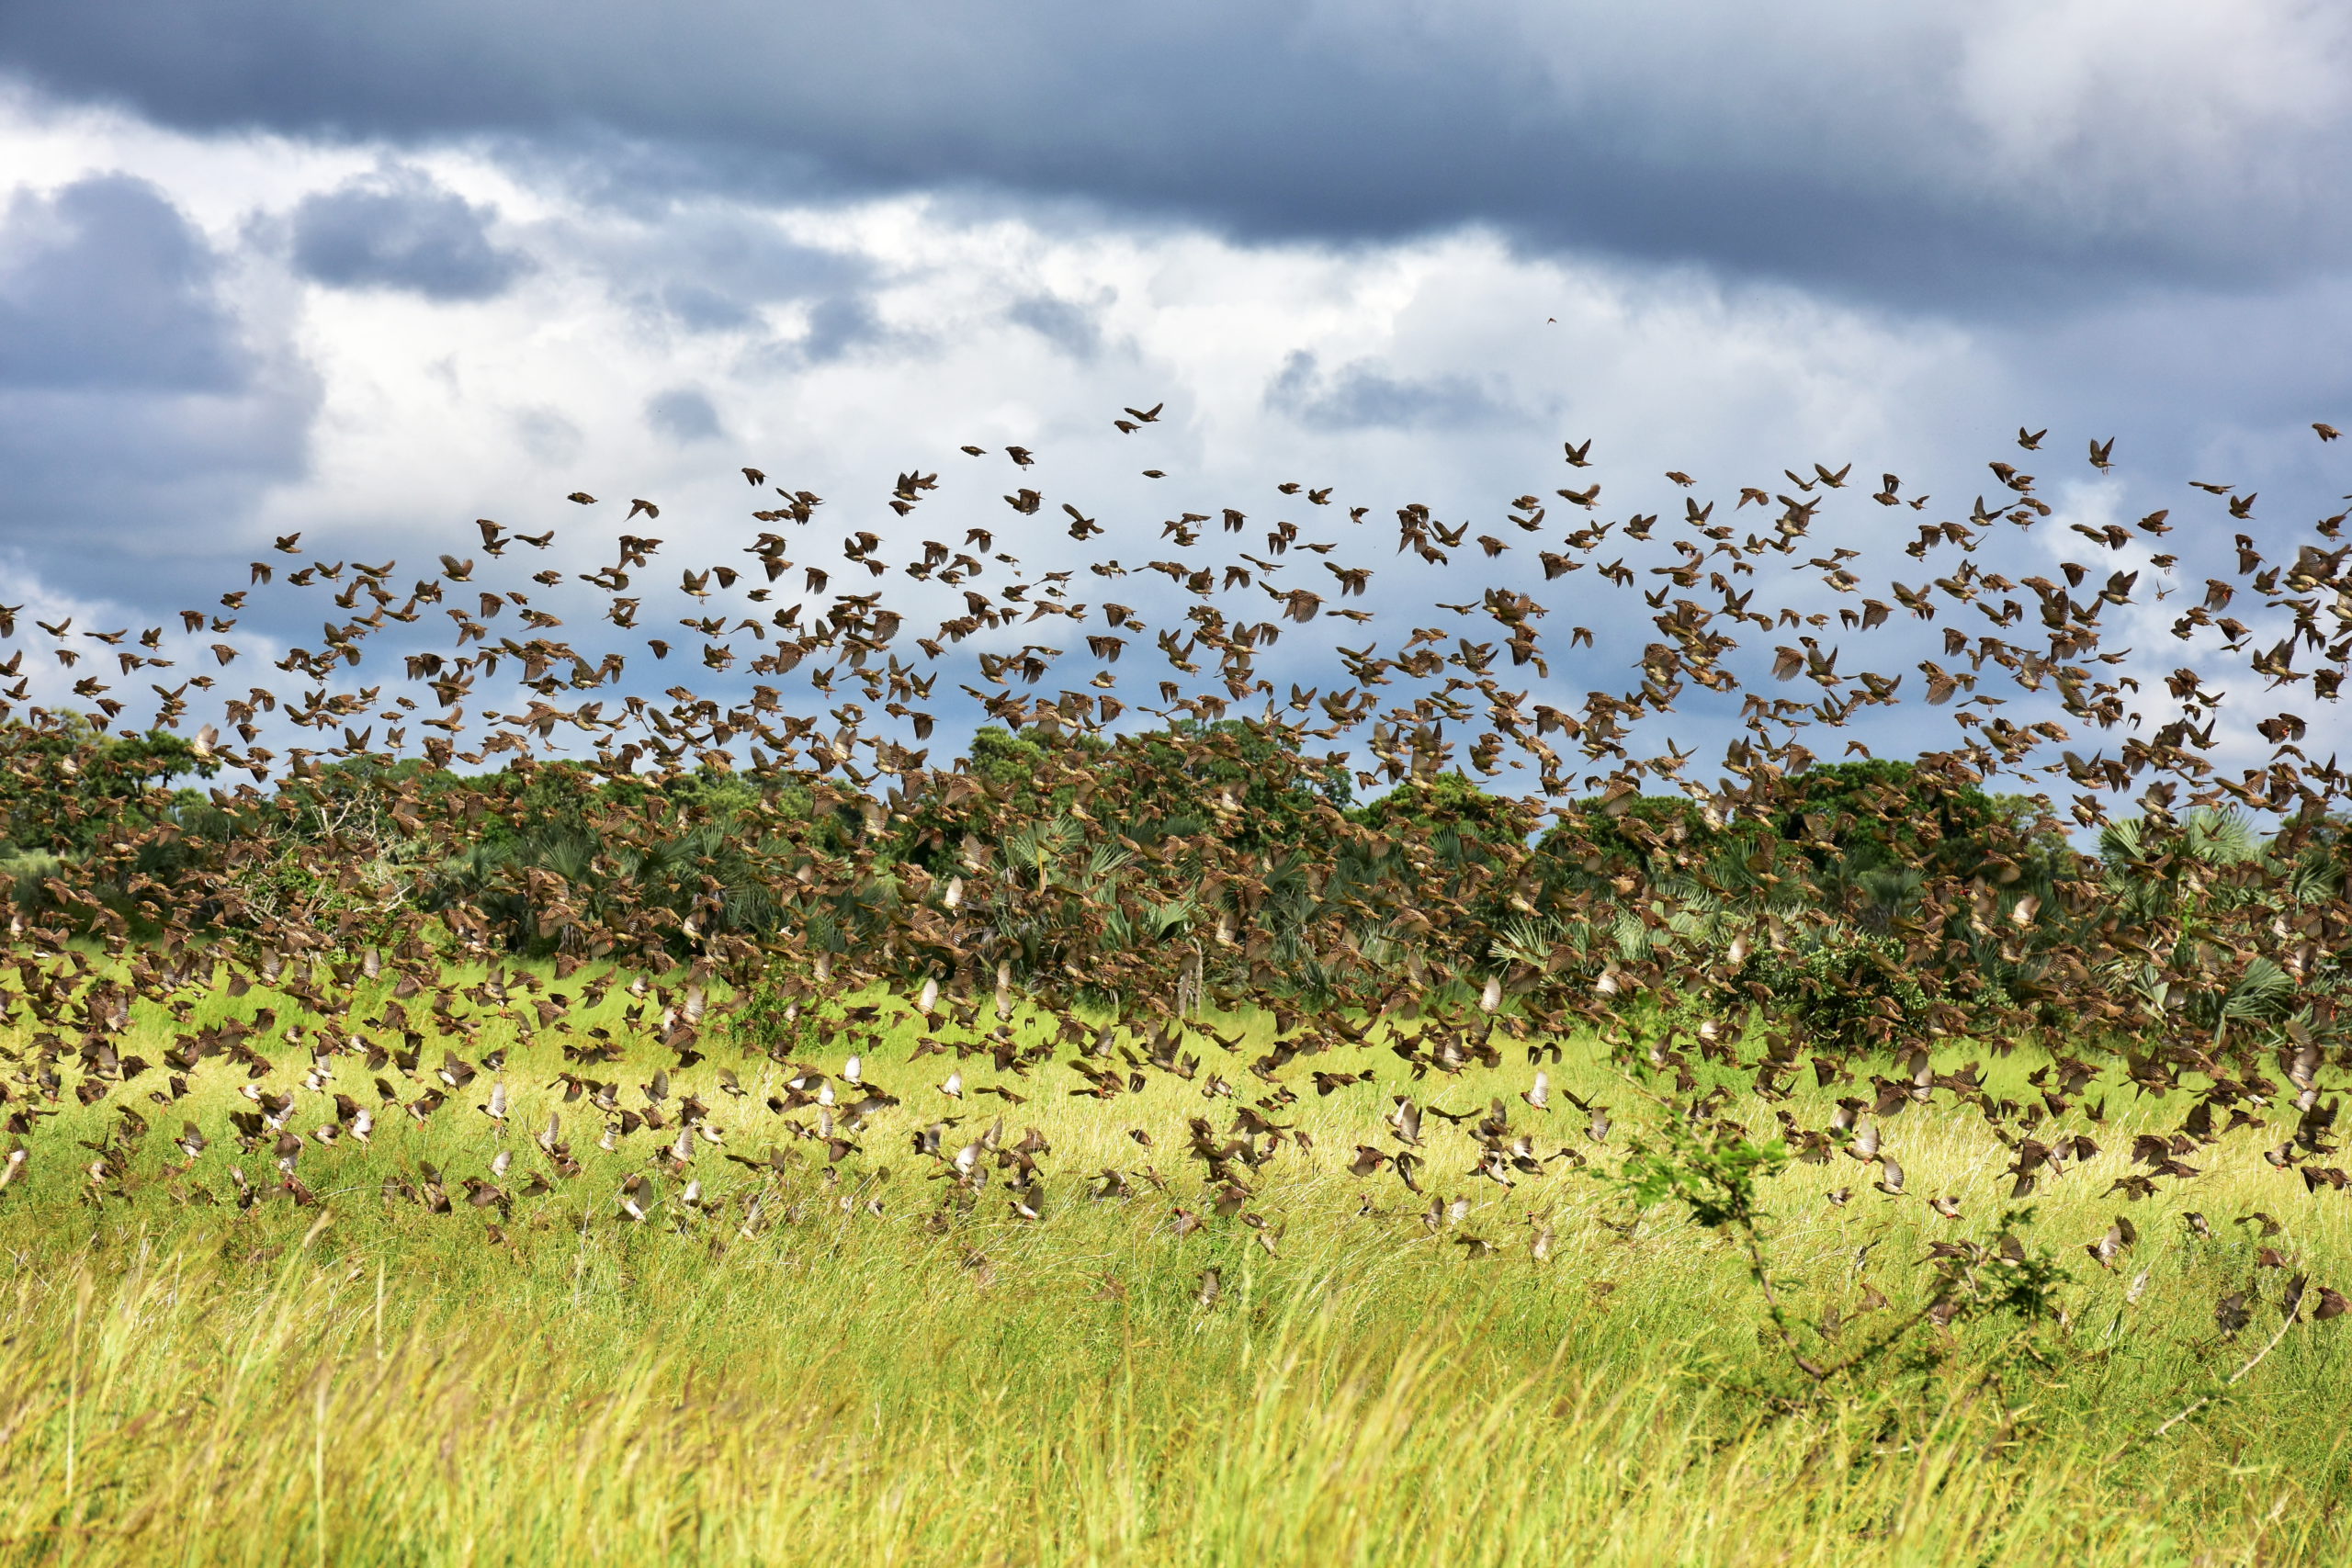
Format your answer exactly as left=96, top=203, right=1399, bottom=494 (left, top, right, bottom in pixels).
left=0, top=402, right=2348, bottom=1335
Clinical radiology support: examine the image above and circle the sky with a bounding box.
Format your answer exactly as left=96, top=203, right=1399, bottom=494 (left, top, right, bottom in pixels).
left=1, top=2, right=2348, bottom=795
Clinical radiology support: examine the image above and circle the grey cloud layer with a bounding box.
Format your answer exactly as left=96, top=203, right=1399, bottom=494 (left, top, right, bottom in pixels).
left=287, top=165, right=530, bottom=299
left=7, top=1, right=2352, bottom=302
left=0, top=174, right=249, bottom=390
left=0, top=174, right=314, bottom=589
left=1268, top=351, right=1513, bottom=432
left=646, top=386, right=724, bottom=443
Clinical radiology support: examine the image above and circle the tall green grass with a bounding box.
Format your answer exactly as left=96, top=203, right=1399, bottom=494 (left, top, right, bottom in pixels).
left=1, top=980, right=2346, bottom=1564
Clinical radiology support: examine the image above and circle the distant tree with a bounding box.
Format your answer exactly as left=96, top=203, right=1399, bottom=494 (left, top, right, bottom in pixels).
left=1350, top=771, right=1529, bottom=848
left=0, top=713, right=214, bottom=855
left=1756, top=758, right=2071, bottom=886
left=1097, top=718, right=1352, bottom=852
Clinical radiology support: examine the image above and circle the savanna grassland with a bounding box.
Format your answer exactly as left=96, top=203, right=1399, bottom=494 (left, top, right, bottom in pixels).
left=2, top=975, right=2348, bottom=1568
left=2, top=414, right=2351, bottom=1568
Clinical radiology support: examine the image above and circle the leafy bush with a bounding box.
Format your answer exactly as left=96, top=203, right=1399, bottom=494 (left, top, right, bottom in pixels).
left=1743, top=928, right=1940, bottom=1055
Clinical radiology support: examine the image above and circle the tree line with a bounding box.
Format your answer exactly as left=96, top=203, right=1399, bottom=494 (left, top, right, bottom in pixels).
left=6, top=710, right=2338, bottom=1066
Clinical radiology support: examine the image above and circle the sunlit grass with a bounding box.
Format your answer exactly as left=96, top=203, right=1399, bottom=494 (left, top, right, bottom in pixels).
left=1, top=974, right=2347, bottom=1564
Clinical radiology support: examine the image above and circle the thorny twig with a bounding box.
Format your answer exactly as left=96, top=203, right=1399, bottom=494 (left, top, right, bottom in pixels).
left=2115, top=1276, right=2309, bottom=1461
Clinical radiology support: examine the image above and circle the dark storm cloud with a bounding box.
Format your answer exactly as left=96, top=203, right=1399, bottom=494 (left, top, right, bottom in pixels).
left=0, top=174, right=314, bottom=586
left=287, top=165, right=530, bottom=299
left=0, top=381, right=311, bottom=558
left=8, top=2, right=2352, bottom=305
left=1267, top=351, right=1506, bottom=431
left=0, top=173, right=249, bottom=391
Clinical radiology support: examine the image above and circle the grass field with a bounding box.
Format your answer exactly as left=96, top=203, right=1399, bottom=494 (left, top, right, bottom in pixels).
left=1, top=976, right=2347, bottom=1565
